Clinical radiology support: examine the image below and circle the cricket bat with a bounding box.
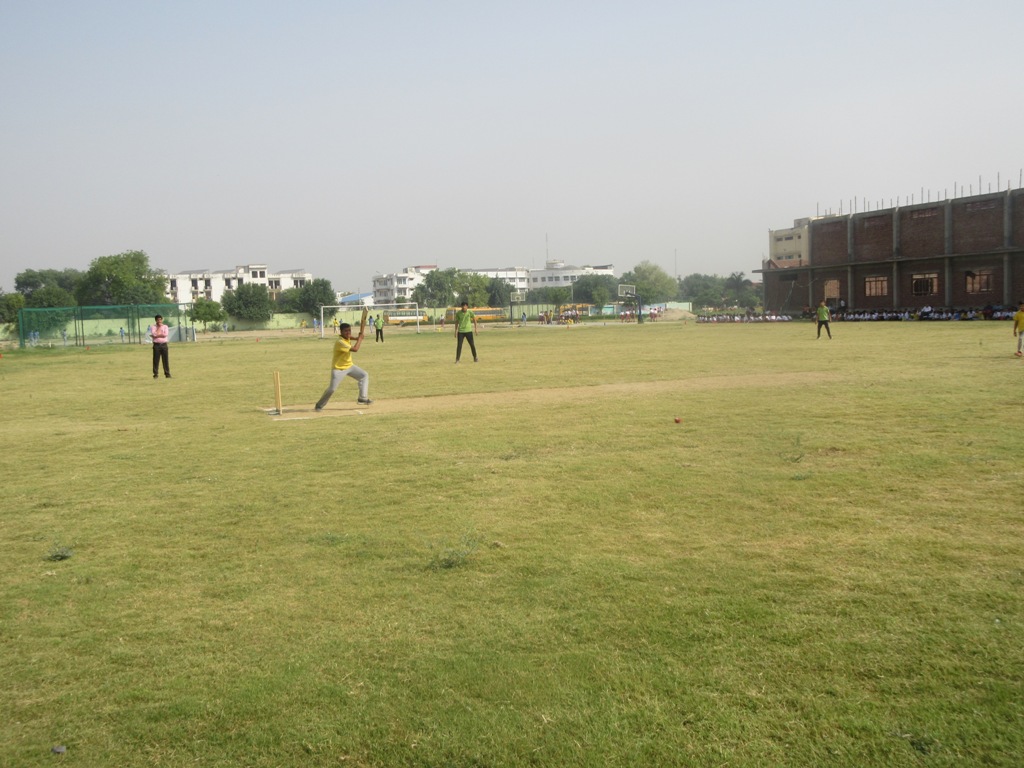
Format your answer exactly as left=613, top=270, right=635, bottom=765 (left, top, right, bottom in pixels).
left=360, top=308, right=368, bottom=335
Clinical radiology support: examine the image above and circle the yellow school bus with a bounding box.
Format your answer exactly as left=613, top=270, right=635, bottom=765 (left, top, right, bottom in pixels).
left=444, top=307, right=507, bottom=323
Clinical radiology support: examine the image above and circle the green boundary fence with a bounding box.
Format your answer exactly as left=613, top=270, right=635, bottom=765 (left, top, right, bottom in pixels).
left=17, top=303, right=194, bottom=348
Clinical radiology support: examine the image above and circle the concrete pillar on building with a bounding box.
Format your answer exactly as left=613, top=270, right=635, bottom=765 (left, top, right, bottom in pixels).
left=892, top=207, right=902, bottom=309
left=892, top=207, right=901, bottom=259
left=892, top=261, right=900, bottom=309
left=806, top=221, right=815, bottom=310
left=944, top=258, right=952, bottom=307
left=847, top=216, right=855, bottom=262
left=944, top=200, right=953, bottom=255
left=1004, top=253, right=1012, bottom=306
left=1004, top=189, right=1013, bottom=248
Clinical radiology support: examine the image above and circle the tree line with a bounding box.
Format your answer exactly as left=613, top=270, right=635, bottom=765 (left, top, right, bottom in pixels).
left=0, top=250, right=340, bottom=329
left=410, top=262, right=759, bottom=312
left=1, top=251, right=762, bottom=330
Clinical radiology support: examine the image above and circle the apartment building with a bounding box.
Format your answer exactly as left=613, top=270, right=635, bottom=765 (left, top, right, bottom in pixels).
left=164, top=265, right=312, bottom=304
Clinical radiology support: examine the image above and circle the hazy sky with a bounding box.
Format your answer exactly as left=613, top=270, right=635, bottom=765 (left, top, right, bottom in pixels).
left=2, top=1, right=1021, bottom=295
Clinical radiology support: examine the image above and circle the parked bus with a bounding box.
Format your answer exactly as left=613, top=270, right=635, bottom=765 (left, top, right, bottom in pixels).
left=443, top=306, right=507, bottom=323
left=383, top=307, right=428, bottom=326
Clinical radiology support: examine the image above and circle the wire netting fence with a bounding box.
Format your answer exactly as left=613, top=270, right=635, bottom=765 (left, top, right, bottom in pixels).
left=17, top=303, right=195, bottom=348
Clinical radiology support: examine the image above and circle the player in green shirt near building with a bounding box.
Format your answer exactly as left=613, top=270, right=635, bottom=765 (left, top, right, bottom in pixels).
left=454, top=301, right=479, bottom=363
left=816, top=300, right=832, bottom=339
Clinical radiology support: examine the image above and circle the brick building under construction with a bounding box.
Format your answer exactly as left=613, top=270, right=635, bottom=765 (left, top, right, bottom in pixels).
left=759, top=188, right=1024, bottom=314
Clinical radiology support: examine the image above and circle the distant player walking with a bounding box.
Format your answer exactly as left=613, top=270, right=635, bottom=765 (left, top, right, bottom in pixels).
left=454, top=301, right=479, bottom=363
left=1013, top=301, right=1024, bottom=357
left=315, top=322, right=372, bottom=410
left=816, top=300, right=832, bottom=340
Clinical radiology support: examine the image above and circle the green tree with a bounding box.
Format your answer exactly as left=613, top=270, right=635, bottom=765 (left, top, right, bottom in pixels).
left=17, top=286, right=76, bottom=337
left=549, top=287, right=571, bottom=308
left=190, top=298, right=227, bottom=330
left=15, top=268, right=83, bottom=298
left=570, top=274, right=618, bottom=306
left=75, top=251, right=167, bottom=306
left=221, top=283, right=275, bottom=322
left=453, top=272, right=490, bottom=307
left=679, top=273, right=726, bottom=309
left=487, top=277, right=511, bottom=309
left=411, top=268, right=458, bottom=308
left=526, top=287, right=560, bottom=304
left=276, top=287, right=302, bottom=313
left=26, top=284, right=76, bottom=308
left=297, top=279, right=337, bottom=321
left=620, top=261, right=677, bottom=304
left=0, top=291, right=26, bottom=330
left=724, top=272, right=755, bottom=306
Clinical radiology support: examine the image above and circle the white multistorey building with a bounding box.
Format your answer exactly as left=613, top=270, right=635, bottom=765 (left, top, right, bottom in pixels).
left=765, top=219, right=813, bottom=270
left=465, top=266, right=531, bottom=292
left=518, top=260, right=615, bottom=289
left=162, top=264, right=313, bottom=304
left=371, top=265, right=436, bottom=304
left=371, top=261, right=616, bottom=304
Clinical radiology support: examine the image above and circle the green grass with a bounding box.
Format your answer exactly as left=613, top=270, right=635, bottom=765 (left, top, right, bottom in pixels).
left=1, top=320, right=1022, bottom=766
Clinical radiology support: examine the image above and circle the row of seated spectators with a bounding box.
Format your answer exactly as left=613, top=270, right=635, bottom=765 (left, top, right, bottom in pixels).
left=824, top=304, right=1017, bottom=321
left=699, top=304, right=1019, bottom=323
left=697, top=314, right=793, bottom=323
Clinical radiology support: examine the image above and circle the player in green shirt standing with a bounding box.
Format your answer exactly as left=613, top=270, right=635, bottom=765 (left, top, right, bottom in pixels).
left=816, top=300, right=832, bottom=339
left=454, top=301, right=479, bottom=363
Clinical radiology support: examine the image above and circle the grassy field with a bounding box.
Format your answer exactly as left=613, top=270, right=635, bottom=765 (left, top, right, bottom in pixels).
left=1, top=319, right=1022, bottom=767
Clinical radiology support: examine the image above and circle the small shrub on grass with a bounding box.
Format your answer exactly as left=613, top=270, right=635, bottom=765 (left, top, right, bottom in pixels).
left=427, top=533, right=480, bottom=571
left=45, top=542, right=73, bottom=561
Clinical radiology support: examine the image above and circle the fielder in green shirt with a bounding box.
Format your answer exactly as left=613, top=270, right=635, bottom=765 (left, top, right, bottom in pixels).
left=816, top=300, right=832, bottom=339
left=454, top=301, right=479, bottom=363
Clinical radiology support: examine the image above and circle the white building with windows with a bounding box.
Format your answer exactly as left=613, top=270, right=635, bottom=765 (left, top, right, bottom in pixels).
left=766, top=219, right=814, bottom=269
left=370, top=261, right=616, bottom=304
left=464, top=266, right=531, bottom=291
left=465, top=262, right=616, bottom=289
left=516, top=260, right=615, bottom=290
left=163, top=264, right=313, bottom=304
left=371, top=265, right=436, bottom=304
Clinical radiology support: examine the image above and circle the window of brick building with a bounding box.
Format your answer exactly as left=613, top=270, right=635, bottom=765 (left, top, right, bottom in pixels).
left=965, top=270, right=993, bottom=294
left=865, top=276, right=888, bottom=297
left=912, top=273, right=938, bottom=296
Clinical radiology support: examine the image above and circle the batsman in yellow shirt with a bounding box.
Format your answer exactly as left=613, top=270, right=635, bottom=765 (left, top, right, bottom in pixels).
left=315, top=323, right=373, bottom=410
